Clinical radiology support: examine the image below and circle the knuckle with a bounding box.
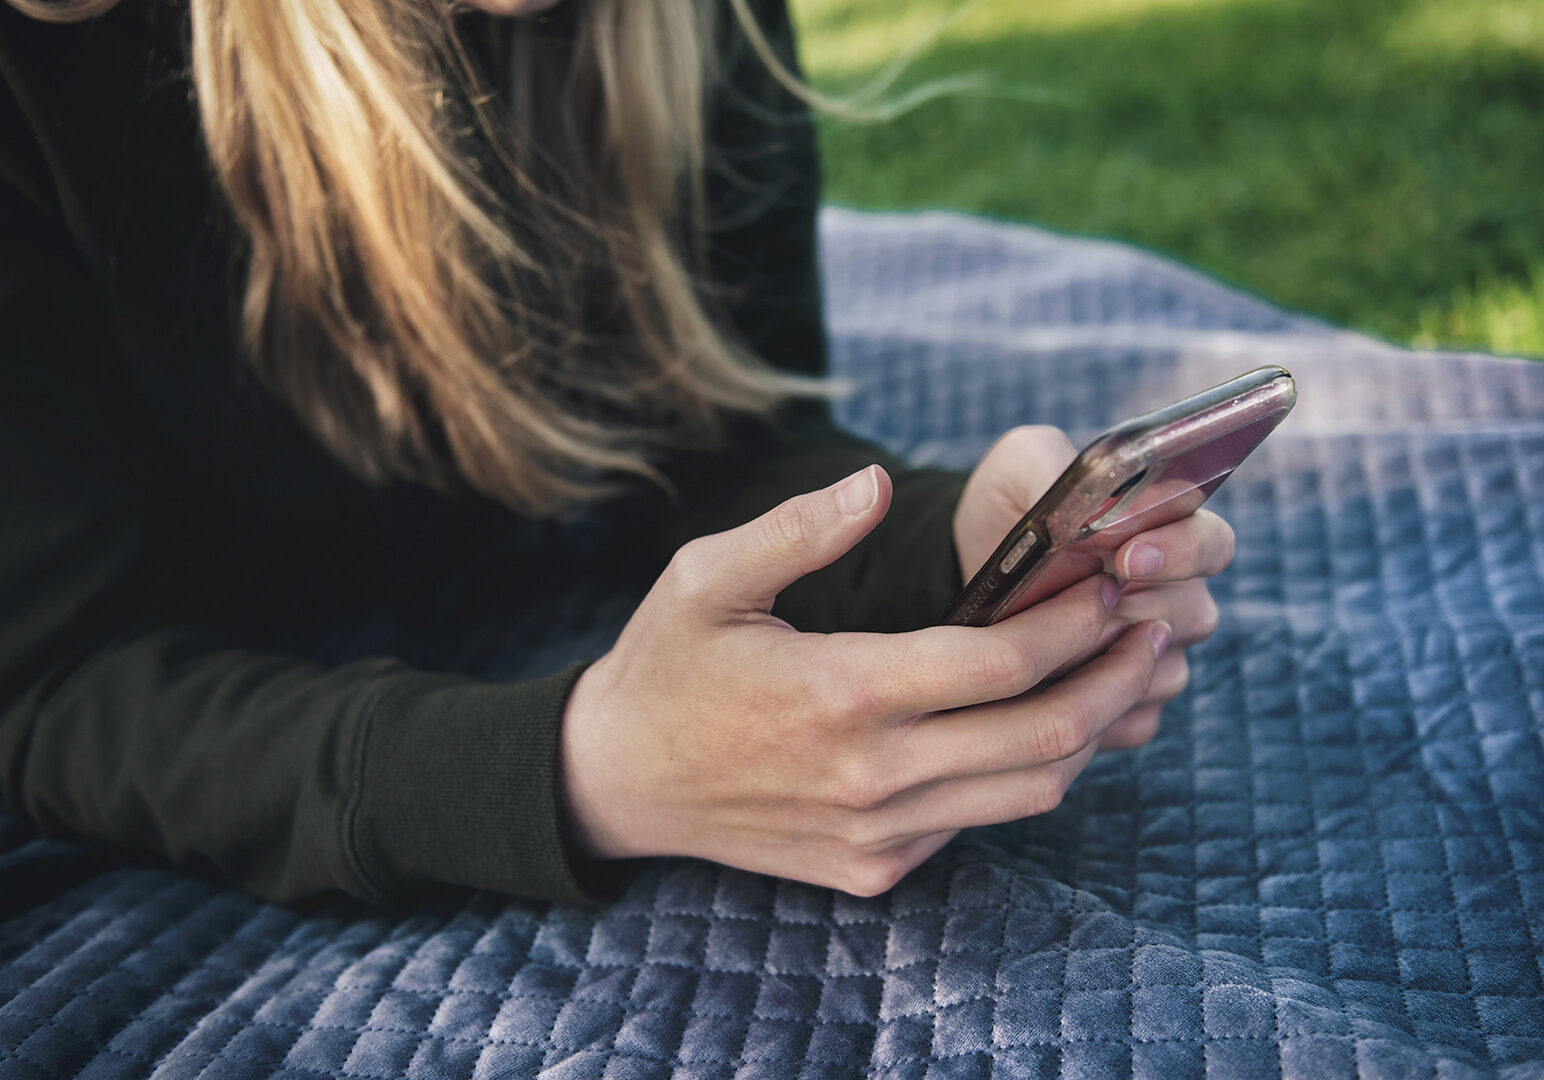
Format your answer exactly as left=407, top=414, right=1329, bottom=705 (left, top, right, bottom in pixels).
left=1176, top=537, right=1202, bottom=573
left=1029, top=704, right=1092, bottom=763
left=825, top=756, right=893, bottom=812
left=1196, top=591, right=1221, bottom=639
left=1155, top=653, right=1191, bottom=699
left=1213, top=513, right=1237, bottom=563
left=666, top=539, right=717, bottom=603
left=839, top=811, right=896, bottom=853
left=1123, top=646, right=1160, bottom=701
left=768, top=498, right=820, bottom=557
left=1190, top=509, right=1236, bottom=574
left=1065, top=590, right=1109, bottom=647
left=1060, top=747, right=1097, bottom=788
left=1128, top=706, right=1163, bottom=745
left=971, top=636, right=1038, bottom=696
left=1129, top=715, right=1162, bottom=747
left=832, top=676, right=889, bottom=727
left=1020, top=777, right=1065, bottom=819
left=1100, top=706, right=1163, bottom=751
left=840, top=855, right=907, bottom=898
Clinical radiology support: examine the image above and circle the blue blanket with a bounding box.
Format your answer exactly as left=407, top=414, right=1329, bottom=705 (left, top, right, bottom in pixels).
left=3, top=210, right=1541, bottom=1079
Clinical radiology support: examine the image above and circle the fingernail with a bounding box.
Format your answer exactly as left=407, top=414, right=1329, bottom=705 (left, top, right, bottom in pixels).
left=835, top=465, right=878, bottom=516
left=1124, top=542, right=1164, bottom=579
left=1100, top=575, right=1120, bottom=612
left=1152, top=620, right=1172, bottom=659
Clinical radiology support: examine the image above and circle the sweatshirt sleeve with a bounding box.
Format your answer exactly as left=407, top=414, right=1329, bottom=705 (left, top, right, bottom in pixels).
left=0, top=158, right=614, bottom=905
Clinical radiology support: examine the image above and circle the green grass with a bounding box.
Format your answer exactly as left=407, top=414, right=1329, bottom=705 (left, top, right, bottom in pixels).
left=789, top=0, right=1544, bottom=357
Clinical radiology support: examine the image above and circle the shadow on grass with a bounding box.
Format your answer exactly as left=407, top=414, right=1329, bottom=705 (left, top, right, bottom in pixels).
left=793, top=0, right=1544, bottom=356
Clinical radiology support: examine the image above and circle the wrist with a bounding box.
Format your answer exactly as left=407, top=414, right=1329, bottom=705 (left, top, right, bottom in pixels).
left=558, top=655, right=636, bottom=862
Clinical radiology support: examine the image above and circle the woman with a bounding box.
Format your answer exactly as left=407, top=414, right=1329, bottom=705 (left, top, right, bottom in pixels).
left=0, top=0, right=1230, bottom=904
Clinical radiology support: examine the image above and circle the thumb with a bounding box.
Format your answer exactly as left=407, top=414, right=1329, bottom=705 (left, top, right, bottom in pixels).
left=987, top=425, right=1076, bottom=510
left=699, top=464, right=892, bottom=614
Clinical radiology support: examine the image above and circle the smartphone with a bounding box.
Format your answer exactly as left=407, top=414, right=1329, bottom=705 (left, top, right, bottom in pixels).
left=942, top=365, right=1297, bottom=627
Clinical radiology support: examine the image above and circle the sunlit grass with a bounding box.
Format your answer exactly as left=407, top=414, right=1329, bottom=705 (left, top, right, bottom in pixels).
left=1385, top=0, right=1544, bottom=61
left=1416, top=267, right=1544, bottom=358
left=790, top=0, right=1544, bottom=357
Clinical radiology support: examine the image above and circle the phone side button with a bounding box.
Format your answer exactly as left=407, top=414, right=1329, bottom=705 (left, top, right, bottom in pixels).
left=1000, top=531, right=1040, bottom=576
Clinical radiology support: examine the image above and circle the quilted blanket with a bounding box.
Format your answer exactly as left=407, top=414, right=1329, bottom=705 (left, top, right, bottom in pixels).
left=3, top=209, right=1542, bottom=1079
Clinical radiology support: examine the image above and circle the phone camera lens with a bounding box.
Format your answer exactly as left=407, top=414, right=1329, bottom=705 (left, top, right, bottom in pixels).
left=1111, top=469, right=1147, bottom=498
left=1083, top=468, right=1151, bottom=533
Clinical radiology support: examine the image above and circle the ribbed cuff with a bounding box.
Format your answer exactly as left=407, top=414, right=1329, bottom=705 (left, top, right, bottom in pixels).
left=348, top=663, right=634, bottom=905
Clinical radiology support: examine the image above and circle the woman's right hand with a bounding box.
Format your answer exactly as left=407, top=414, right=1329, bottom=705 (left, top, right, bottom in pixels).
left=560, top=465, right=1170, bottom=897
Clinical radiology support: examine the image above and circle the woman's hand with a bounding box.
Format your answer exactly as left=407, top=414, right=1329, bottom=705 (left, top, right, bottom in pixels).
left=953, top=426, right=1235, bottom=750
left=561, top=465, right=1170, bottom=896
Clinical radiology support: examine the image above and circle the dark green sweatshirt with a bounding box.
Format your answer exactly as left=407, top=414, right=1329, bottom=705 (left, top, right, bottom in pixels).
left=0, top=0, right=964, bottom=904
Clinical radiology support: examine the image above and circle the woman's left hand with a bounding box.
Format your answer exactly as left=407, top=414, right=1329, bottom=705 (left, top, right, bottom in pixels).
left=952, top=426, right=1235, bottom=750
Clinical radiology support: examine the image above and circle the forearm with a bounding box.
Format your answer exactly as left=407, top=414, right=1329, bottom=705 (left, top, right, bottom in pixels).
left=3, top=624, right=610, bottom=904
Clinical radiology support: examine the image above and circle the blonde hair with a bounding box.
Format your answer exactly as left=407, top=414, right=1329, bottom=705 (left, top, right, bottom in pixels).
left=10, top=0, right=811, bottom=514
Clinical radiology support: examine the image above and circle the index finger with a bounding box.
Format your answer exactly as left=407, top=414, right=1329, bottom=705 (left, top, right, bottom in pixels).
left=828, top=572, right=1121, bottom=718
